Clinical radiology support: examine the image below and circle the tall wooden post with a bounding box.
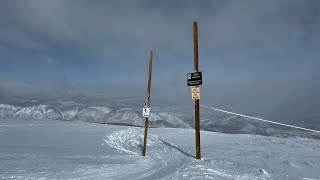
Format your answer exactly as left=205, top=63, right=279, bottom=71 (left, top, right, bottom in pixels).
left=193, top=21, right=201, bottom=159
left=142, top=50, right=153, bottom=156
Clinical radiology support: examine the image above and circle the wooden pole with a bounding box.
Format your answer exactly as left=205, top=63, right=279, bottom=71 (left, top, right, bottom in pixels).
left=193, top=21, right=201, bottom=159
left=142, top=50, right=153, bottom=156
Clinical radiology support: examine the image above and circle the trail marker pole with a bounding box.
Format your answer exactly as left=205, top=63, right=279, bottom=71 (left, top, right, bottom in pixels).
left=193, top=21, right=201, bottom=159
left=142, top=50, right=153, bottom=156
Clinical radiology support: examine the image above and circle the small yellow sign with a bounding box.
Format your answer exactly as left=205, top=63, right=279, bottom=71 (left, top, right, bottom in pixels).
left=191, top=86, right=200, bottom=100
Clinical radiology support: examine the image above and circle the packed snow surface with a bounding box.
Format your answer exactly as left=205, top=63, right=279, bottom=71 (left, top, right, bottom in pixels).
left=1, top=117, right=320, bottom=179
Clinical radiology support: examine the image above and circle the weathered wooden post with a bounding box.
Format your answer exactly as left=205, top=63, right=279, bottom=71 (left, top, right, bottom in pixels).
left=142, top=50, right=153, bottom=156
left=187, top=21, right=202, bottom=159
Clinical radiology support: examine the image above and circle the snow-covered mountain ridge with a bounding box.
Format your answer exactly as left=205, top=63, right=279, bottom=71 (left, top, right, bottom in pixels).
left=0, top=103, right=190, bottom=128
left=1, top=100, right=319, bottom=139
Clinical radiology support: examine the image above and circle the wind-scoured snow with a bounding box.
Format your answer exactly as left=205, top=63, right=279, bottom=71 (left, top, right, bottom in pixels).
left=1, top=117, right=319, bottom=179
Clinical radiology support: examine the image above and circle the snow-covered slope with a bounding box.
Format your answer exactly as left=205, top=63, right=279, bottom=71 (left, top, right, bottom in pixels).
left=0, top=117, right=319, bottom=179
left=0, top=103, right=114, bottom=123
left=14, top=104, right=63, bottom=119
left=0, top=104, right=20, bottom=116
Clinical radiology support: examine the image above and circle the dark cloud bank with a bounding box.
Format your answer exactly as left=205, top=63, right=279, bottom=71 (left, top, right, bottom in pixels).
left=0, top=0, right=320, bottom=124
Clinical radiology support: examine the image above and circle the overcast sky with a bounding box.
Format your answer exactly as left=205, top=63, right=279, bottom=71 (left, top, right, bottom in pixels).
left=0, top=0, right=320, bottom=118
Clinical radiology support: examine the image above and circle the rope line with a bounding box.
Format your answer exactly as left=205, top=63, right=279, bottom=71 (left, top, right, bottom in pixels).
left=200, top=104, right=320, bottom=133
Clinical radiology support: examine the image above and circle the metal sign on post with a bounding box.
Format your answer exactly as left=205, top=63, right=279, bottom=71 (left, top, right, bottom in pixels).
left=191, top=86, right=200, bottom=100
left=187, top=72, right=202, bottom=86
left=142, top=107, right=150, bottom=118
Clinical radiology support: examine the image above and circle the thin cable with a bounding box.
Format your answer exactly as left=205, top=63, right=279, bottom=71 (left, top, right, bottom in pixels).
left=200, top=104, right=320, bottom=133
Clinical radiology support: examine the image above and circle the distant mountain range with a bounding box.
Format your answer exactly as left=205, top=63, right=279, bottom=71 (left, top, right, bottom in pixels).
left=0, top=99, right=191, bottom=129
left=0, top=98, right=319, bottom=139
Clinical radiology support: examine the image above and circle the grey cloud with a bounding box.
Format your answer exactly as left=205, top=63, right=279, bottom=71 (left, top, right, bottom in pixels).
left=0, top=0, right=216, bottom=58
left=0, top=77, right=145, bottom=102
left=1, top=0, right=319, bottom=62
left=39, top=54, right=59, bottom=65
left=0, top=27, right=47, bottom=51
left=0, top=44, right=9, bottom=53
left=203, top=0, right=320, bottom=61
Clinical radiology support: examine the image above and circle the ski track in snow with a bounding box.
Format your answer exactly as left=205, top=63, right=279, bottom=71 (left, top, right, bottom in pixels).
left=103, top=128, right=270, bottom=180
left=103, top=128, right=187, bottom=179
left=1, top=117, right=320, bottom=180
